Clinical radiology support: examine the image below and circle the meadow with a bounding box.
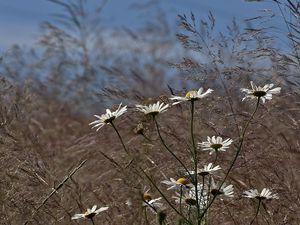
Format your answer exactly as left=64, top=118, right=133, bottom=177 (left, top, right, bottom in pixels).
left=0, top=1, right=299, bottom=224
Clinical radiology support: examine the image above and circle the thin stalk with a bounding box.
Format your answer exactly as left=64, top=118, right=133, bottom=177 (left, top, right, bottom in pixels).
left=180, top=186, right=183, bottom=215
left=190, top=101, right=201, bottom=224
left=153, top=116, right=191, bottom=177
left=110, top=121, right=129, bottom=154
left=110, top=118, right=186, bottom=222
left=221, top=98, right=260, bottom=186
left=213, top=151, right=218, bottom=165
left=205, top=176, right=212, bottom=225
left=224, top=201, right=239, bottom=225
left=144, top=208, right=151, bottom=225
left=24, top=159, right=87, bottom=225
left=188, top=206, right=192, bottom=222
left=199, top=98, right=261, bottom=221
left=90, top=218, right=96, bottom=225
left=250, top=200, right=261, bottom=225
left=142, top=133, right=153, bottom=142
left=143, top=200, right=158, bottom=213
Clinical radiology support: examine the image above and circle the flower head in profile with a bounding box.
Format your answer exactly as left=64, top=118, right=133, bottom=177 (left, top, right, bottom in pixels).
left=89, top=103, right=127, bottom=131
left=170, top=87, right=213, bottom=105
left=136, top=101, right=169, bottom=116
left=161, top=177, right=192, bottom=191
left=173, top=185, right=208, bottom=209
left=198, top=163, right=221, bottom=176
left=72, top=205, right=109, bottom=220
left=241, top=81, right=281, bottom=103
left=243, top=188, right=279, bottom=200
left=210, top=179, right=234, bottom=198
left=199, top=136, right=233, bottom=155
left=142, top=190, right=163, bottom=212
left=186, top=163, right=221, bottom=177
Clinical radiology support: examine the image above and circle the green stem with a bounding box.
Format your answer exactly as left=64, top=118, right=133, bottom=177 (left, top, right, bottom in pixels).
left=199, top=98, right=261, bottom=222
left=153, top=116, right=191, bottom=177
left=250, top=200, right=261, bottom=225
left=213, top=151, right=218, bottom=165
left=190, top=101, right=201, bottom=224
left=90, top=218, right=96, bottom=225
left=110, top=121, right=129, bottom=154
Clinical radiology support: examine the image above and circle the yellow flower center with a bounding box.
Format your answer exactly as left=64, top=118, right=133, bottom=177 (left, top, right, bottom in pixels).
left=176, top=177, right=189, bottom=185
left=210, top=143, right=222, bottom=150
left=143, top=192, right=152, bottom=201
left=185, top=90, right=197, bottom=98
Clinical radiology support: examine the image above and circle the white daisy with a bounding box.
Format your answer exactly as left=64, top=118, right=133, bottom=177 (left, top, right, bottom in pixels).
left=71, top=205, right=109, bottom=220
left=136, top=101, right=169, bottom=116
left=211, top=179, right=234, bottom=198
left=173, top=185, right=208, bottom=209
left=198, top=163, right=221, bottom=176
left=161, top=177, right=191, bottom=190
left=173, top=192, right=197, bottom=207
left=243, top=188, right=279, bottom=200
left=170, top=87, right=213, bottom=105
left=89, top=103, right=127, bottom=131
left=199, top=136, right=233, bottom=155
left=143, top=197, right=163, bottom=209
left=241, top=81, right=281, bottom=103
left=186, top=163, right=221, bottom=177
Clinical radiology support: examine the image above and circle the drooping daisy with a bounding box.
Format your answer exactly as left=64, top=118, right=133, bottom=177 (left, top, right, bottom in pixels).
left=241, top=81, right=281, bottom=103
left=89, top=103, right=127, bottom=131
left=173, top=185, right=208, bottom=209
left=170, top=87, right=213, bottom=105
left=199, top=136, right=233, bottom=155
left=173, top=191, right=197, bottom=207
left=136, top=101, right=169, bottom=116
left=210, top=179, right=234, bottom=198
left=243, top=188, right=279, bottom=200
left=161, top=177, right=192, bottom=190
left=142, top=191, right=163, bottom=212
left=71, top=205, right=109, bottom=220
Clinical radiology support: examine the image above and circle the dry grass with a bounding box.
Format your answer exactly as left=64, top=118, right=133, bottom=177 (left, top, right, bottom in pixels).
left=0, top=1, right=300, bottom=224
left=0, top=76, right=298, bottom=225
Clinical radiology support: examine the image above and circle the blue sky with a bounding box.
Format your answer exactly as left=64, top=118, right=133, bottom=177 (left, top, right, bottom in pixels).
left=0, top=0, right=284, bottom=51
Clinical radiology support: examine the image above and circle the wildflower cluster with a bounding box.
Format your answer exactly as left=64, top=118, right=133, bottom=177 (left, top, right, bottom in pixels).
left=86, top=81, right=280, bottom=224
